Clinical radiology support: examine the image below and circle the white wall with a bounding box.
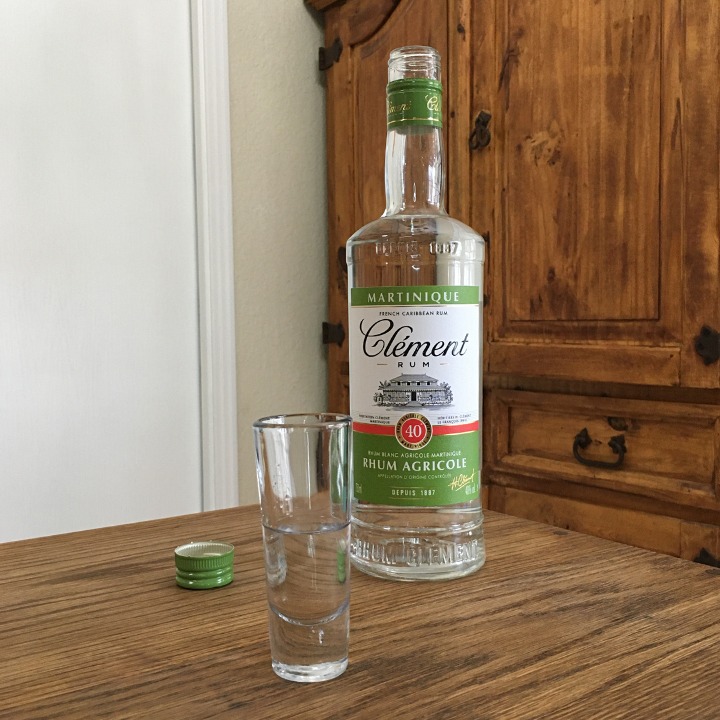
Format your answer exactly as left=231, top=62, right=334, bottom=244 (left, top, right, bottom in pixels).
left=227, top=1, right=328, bottom=504
left=0, top=0, right=203, bottom=541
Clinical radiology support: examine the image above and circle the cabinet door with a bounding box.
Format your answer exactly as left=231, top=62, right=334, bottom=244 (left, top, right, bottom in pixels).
left=323, top=0, right=451, bottom=412
left=471, top=0, right=720, bottom=387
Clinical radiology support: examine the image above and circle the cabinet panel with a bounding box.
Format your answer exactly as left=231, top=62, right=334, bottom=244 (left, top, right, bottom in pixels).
left=472, top=0, right=693, bottom=386
left=505, top=0, right=660, bottom=324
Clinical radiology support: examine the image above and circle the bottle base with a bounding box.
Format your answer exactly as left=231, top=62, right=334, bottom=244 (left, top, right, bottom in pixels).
left=350, top=512, right=486, bottom=581
left=272, top=658, right=348, bottom=683
left=351, top=553, right=485, bottom=581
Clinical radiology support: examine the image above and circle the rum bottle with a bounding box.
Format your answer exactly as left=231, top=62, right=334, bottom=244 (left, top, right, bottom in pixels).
left=347, top=46, right=486, bottom=580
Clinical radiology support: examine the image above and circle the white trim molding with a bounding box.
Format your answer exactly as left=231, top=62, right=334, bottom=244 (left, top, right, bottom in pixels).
left=191, top=0, right=239, bottom=509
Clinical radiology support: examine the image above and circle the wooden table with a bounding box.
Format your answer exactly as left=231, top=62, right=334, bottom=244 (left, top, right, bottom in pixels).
left=2, top=507, right=719, bottom=719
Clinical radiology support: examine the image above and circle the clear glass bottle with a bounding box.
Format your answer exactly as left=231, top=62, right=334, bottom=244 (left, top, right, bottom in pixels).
left=347, top=46, right=486, bottom=580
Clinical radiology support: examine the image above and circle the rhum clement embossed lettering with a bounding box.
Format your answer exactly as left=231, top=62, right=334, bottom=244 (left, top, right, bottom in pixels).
left=347, top=46, right=486, bottom=580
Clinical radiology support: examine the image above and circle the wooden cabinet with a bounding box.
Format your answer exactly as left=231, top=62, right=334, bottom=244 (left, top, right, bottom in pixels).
left=309, top=0, right=720, bottom=562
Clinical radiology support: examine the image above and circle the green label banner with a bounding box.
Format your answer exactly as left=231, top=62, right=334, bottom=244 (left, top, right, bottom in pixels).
left=353, top=429, right=480, bottom=507
left=351, top=286, right=479, bottom=307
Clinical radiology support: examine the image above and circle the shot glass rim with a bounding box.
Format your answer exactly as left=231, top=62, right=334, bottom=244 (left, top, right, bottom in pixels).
left=253, top=412, right=352, bottom=430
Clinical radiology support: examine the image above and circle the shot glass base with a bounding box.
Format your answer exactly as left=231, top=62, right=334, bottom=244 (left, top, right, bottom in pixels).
left=272, top=658, right=348, bottom=683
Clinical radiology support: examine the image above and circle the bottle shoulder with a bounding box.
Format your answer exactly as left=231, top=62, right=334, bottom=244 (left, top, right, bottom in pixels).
left=347, top=214, right=485, bottom=269
left=347, top=213, right=485, bottom=247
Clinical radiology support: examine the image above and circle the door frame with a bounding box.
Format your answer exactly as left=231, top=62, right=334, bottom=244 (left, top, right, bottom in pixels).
left=191, top=0, right=239, bottom=509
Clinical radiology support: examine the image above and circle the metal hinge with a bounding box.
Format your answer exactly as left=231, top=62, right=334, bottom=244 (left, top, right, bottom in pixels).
left=322, top=321, right=345, bottom=347
left=694, top=547, right=720, bottom=568
left=695, top=325, right=720, bottom=365
left=469, top=111, right=492, bottom=150
left=319, top=38, right=343, bottom=71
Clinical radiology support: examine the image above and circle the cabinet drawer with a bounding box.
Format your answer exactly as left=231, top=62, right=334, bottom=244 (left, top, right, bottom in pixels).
left=490, top=485, right=720, bottom=562
left=486, top=390, right=720, bottom=510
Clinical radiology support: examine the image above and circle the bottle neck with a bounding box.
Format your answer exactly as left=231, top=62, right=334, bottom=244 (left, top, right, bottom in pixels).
left=383, top=125, right=446, bottom=216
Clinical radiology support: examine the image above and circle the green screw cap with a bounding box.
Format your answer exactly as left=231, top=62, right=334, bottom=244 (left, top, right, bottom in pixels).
left=175, top=541, right=234, bottom=590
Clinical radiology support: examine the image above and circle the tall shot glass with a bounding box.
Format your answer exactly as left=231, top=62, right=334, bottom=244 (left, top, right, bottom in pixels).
left=253, top=413, right=352, bottom=683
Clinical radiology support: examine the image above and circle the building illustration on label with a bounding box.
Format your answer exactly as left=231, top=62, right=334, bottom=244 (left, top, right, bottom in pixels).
left=373, top=373, right=453, bottom=407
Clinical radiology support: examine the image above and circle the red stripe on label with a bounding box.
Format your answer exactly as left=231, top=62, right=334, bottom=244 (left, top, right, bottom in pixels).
left=353, top=422, right=395, bottom=435
left=353, top=420, right=479, bottom=435
left=433, top=421, right=480, bottom=435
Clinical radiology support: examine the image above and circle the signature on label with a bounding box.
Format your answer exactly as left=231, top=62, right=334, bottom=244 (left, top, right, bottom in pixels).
left=449, top=471, right=476, bottom=492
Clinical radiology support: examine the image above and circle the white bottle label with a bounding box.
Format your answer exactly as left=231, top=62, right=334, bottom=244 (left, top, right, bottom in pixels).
left=349, top=285, right=480, bottom=506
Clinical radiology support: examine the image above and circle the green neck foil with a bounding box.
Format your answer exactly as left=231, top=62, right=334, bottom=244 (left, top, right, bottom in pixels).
left=386, top=78, right=443, bottom=130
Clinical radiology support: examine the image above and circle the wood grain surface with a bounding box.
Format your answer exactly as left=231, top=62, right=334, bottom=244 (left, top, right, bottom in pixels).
left=1, top=506, right=719, bottom=719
